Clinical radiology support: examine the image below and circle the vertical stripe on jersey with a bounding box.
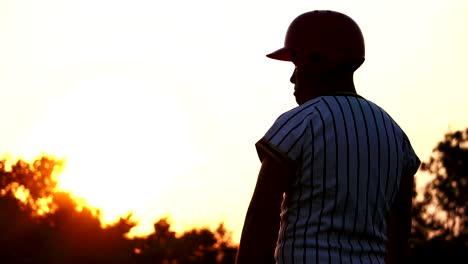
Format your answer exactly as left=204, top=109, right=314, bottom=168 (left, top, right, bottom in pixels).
left=344, top=96, right=361, bottom=262
left=284, top=115, right=312, bottom=158
left=356, top=98, right=374, bottom=264
left=322, top=99, right=340, bottom=264
left=278, top=119, right=306, bottom=151
left=368, top=101, right=383, bottom=264
left=303, top=119, right=315, bottom=263
left=315, top=107, right=327, bottom=264
left=332, top=97, right=351, bottom=264
left=290, top=127, right=309, bottom=264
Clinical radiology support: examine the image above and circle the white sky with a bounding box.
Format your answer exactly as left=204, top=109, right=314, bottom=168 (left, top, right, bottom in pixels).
left=1, top=0, right=467, bottom=243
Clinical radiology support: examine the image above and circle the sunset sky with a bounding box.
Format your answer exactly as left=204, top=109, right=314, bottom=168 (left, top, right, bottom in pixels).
left=1, top=0, right=467, bottom=243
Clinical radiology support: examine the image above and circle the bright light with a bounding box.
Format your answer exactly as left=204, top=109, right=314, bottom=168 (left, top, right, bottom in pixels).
left=19, top=76, right=204, bottom=236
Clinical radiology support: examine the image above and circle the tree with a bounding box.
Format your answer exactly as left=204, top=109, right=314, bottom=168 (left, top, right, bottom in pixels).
left=409, top=128, right=468, bottom=262
left=132, top=219, right=238, bottom=264
left=0, top=155, right=238, bottom=263
left=0, top=156, right=137, bottom=263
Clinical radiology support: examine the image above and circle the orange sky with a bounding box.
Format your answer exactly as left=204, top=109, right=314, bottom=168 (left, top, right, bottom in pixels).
left=1, top=0, right=468, bottom=243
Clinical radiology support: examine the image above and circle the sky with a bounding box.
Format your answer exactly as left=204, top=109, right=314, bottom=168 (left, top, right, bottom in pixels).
left=1, top=0, right=467, bottom=243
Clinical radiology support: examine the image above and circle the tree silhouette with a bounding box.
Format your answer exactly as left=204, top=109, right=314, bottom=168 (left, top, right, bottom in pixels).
left=131, top=219, right=237, bottom=264
left=0, top=155, right=238, bottom=263
left=409, top=128, right=468, bottom=263
left=0, top=156, right=137, bottom=263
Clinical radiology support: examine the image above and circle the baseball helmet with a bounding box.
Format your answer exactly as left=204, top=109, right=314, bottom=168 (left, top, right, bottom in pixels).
left=267, top=10, right=365, bottom=68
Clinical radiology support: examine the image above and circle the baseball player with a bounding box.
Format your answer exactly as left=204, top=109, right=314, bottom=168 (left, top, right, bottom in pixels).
left=236, top=10, right=421, bottom=264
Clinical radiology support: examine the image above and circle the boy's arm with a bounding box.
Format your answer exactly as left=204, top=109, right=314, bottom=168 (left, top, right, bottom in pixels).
left=236, top=155, right=289, bottom=264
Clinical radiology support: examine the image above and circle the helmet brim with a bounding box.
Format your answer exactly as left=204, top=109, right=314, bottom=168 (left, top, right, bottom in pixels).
left=266, top=47, right=292, bottom=61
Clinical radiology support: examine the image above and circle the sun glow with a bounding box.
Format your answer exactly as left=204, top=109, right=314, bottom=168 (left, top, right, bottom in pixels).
left=16, top=76, right=204, bottom=236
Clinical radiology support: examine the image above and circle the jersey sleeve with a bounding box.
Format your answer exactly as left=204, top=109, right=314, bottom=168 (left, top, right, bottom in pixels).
left=402, top=134, right=421, bottom=175
left=255, top=137, right=295, bottom=166
left=255, top=110, right=311, bottom=170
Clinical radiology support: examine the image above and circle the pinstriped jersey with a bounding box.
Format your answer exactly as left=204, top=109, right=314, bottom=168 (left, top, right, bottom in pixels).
left=255, top=94, right=421, bottom=264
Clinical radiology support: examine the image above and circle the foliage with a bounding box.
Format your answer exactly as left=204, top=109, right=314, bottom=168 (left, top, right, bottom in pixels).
left=409, top=128, right=468, bottom=262
left=132, top=219, right=237, bottom=264
left=0, top=156, right=237, bottom=263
